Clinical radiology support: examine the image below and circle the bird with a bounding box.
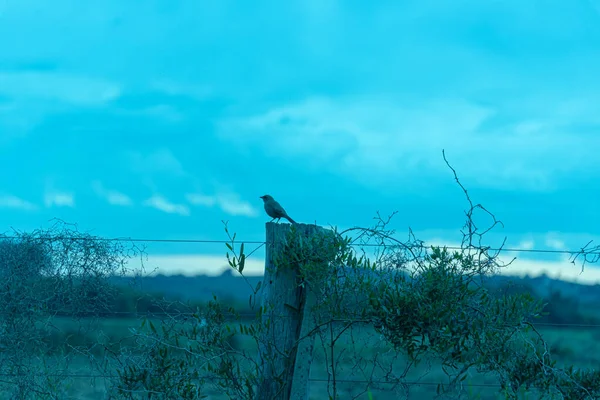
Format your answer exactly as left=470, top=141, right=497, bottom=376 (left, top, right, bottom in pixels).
left=260, top=195, right=297, bottom=224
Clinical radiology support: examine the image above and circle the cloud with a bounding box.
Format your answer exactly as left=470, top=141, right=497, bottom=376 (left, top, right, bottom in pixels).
left=44, top=191, right=74, bottom=208
left=218, top=96, right=600, bottom=192
left=105, top=192, right=133, bottom=206
left=421, top=238, right=600, bottom=284
left=499, top=256, right=600, bottom=285
left=187, top=192, right=258, bottom=217
left=91, top=181, right=133, bottom=206
left=186, top=193, right=217, bottom=207
left=128, top=150, right=257, bottom=217
left=0, top=194, right=38, bottom=211
left=218, top=194, right=258, bottom=217
left=124, top=254, right=265, bottom=277
left=0, top=71, right=121, bottom=134
left=545, top=234, right=566, bottom=251
left=516, top=240, right=535, bottom=251
left=143, top=195, right=190, bottom=216
left=120, top=249, right=600, bottom=284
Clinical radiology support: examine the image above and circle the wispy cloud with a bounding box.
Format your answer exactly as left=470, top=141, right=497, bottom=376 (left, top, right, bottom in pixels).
left=219, top=96, right=600, bottom=192
left=218, top=194, right=258, bottom=217
left=44, top=191, right=74, bottom=208
left=0, top=194, right=38, bottom=211
left=124, top=254, right=265, bottom=277
left=424, top=238, right=600, bottom=284
left=187, top=192, right=258, bottom=217
left=143, top=195, right=190, bottom=216
left=121, top=250, right=600, bottom=283
left=516, top=240, right=535, bottom=251
left=500, top=255, right=600, bottom=285
left=545, top=233, right=567, bottom=251
left=91, top=181, right=133, bottom=206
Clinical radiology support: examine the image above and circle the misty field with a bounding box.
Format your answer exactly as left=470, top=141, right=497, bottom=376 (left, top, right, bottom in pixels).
left=9, top=315, right=600, bottom=400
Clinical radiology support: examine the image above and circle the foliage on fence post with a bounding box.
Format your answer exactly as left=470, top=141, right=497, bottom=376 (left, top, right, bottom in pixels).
left=104, top=152, right=600, bottom=399
left=255, top=222, right=330, bottom=400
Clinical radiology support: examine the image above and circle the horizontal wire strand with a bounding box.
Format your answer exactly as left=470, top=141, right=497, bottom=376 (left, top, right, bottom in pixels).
left=0, top=372, right=531, bottom=388
left=0, top=235, right=596, bottom=392
left=5, top=310, right=599, bottom=329
left=0, top=235, right=598, bottom=255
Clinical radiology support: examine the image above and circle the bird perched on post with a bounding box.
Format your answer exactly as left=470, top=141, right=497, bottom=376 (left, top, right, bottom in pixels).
left=260, top=195, right=297, bottom=224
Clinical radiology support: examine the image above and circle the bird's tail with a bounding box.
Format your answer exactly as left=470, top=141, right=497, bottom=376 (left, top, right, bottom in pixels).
left=285, top=215, right=297, bottom=224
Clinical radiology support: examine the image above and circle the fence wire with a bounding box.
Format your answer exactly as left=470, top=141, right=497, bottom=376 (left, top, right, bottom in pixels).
left=0, top=235, right=598, bottom=255
left=0, top=232, right=598, bottom=398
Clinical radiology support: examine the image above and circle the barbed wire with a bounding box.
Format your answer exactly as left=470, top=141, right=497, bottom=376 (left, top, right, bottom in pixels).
left=1, top=230, right=598, bottom=395
left=0, top=371, right=517, bottom=388
left=0, top=234, right=598, bottom=256
left=9, top=309, right=600, bottom=329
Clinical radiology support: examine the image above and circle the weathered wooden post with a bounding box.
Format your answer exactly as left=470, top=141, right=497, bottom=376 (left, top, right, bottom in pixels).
left=254, top=222, right=331, bottom=400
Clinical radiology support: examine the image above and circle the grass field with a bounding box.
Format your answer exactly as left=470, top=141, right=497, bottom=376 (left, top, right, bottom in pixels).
left=2, top=316, right=598, bottom=399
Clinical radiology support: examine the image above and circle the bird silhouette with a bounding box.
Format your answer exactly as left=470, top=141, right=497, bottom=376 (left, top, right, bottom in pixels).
left=259, top=195, right=297, bottom=224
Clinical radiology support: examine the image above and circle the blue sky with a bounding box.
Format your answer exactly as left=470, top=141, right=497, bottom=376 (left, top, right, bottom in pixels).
left=1, top=0, right=600, bottom=280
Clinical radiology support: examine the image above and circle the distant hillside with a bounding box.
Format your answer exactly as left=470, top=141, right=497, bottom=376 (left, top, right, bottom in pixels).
left=110, top=269, right=262, bottom=303
left=109, top=269, right=600, bottom=306
left=484, top=274, right=600, bottom=305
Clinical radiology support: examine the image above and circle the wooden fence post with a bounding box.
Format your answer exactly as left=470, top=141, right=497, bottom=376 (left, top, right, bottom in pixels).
left=255, top=222, right=327, bottom=400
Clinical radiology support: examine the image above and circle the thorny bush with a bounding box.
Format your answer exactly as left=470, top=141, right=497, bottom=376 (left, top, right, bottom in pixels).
left=108, top=152, right=600, bottom=399
left=0, top=220, right=140, bottom=399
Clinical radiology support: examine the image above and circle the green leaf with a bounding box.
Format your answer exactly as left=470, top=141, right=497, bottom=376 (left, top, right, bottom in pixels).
left=239, top=254, right=245, bottom=273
